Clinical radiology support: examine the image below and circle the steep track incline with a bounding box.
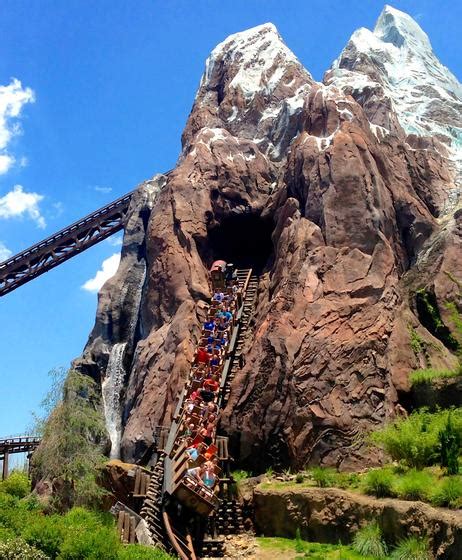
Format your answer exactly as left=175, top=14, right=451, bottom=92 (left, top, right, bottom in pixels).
left=140, top=268, right=259, bottom=559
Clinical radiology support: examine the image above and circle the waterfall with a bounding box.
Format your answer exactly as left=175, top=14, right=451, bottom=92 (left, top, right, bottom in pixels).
left=102, top=342, right=127, bottom=459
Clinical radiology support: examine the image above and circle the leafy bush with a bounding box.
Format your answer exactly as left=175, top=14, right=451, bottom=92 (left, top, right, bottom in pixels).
left=371, top=408, right=462, bottom=469
left=410, top=368, right=460, bottom=385
left=0, top=472, right=30, bottom=499
left=431, top=476, right=462, bottom=508
left=362, top=468, right=395, bottom=498
left=352, top=522, right=388, bottom=558
left=231, top=470, right=250, bottom=483
left=117, top=546, right=175, bottom=560
left=310, top=467, right=335, bottom=488
left=295, top=473, right=304, bottom=484
left=390, top=536, right=432, bottom=560
left=22, top=516, right=65, bottom=559
left=0, top=493, right=40, bottom=535
left=57, top=525, right=120, bottom=560
left=0, top=537, right=49, bottom=560
left=395, top=469, right=432, bottom=501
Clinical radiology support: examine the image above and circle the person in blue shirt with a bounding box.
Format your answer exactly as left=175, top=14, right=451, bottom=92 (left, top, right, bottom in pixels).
left=204, top=320, right=215, bottom=331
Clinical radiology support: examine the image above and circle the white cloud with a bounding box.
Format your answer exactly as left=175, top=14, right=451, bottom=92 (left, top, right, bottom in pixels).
left=82, top=253, right=121, bottom=293
left=106, top=234, right=123, bottom=247
left=0, top=241, right=12, bottom=262
left=0, top=185, right=46, bottom=228
left=94, top=186, right=112, bottom=194
left=0, top=78, right=35, bottom=174
left=0, top=154, right=14, bottom=174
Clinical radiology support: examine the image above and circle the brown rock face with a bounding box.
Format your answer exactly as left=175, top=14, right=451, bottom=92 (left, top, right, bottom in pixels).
left=254, top=486, right=462, bottom=559
left=77, top=15, right=462, bottom=470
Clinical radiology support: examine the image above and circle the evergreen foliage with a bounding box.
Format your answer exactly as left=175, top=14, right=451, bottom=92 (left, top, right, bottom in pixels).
left=31, top=370, right=108, bottom=511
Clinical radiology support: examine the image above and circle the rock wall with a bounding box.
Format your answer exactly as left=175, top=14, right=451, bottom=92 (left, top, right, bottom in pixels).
left=254, top=486, right=462, bottom=560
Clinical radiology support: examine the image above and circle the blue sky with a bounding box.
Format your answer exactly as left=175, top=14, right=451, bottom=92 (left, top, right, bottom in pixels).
left=1, top=0, right=461, bottom=438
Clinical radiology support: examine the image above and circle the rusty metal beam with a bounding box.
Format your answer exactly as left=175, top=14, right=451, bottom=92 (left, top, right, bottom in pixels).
left=0, top=191, right=134, bottom=297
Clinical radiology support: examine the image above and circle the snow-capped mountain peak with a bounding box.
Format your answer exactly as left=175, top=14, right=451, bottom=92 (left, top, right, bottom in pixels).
left=200, top=22, right=310, bottom=100
left=326, top=4, right=462, bottom=213
left=374, top=5, right=431, bottom=50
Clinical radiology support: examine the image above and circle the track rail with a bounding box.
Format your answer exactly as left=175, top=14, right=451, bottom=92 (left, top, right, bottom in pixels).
left=153, top=268, right=255, bottom=559
left=0, top=190, right=134, bottom=296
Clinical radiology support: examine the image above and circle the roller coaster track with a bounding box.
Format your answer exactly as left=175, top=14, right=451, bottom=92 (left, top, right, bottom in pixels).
left=0, top=191, right=134, bottom=297
left=140, top=268, right=259, bottom=559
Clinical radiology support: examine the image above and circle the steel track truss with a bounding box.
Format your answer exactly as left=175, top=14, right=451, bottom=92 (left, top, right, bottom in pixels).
left=0, top=191, right=134, bottom=297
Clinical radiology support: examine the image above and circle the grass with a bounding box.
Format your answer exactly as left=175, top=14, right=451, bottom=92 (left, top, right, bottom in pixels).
left=390, top=536, right=432, bottom=560
left=410, top=367, right=461, bottom=385
left=257, top=462, right=462, bottom=511
left=394, top=469, right=432, bottom=501
left=431, top=475, right=462, bottom=508
left=370, top=408, right=462, bottom=469
left=257, top=537, right=375, bottom=559
left=362, top=468, right=395, bottom=498
left=311, top=467, right=336, bottom=488
left=352, top=523, right=388, bottom=558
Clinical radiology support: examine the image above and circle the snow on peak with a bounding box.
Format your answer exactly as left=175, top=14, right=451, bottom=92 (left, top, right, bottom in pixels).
left=328, top=5, right=462, bottom=211
left=374, top=5, right=431, bottom=50
left=201, top=22, right=309, bottom=99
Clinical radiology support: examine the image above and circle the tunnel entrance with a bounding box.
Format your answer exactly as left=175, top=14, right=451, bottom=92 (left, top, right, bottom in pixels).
left=204, top=212, right=274, bottom=273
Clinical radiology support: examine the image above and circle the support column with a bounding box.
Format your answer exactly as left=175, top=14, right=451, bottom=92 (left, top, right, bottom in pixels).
left=2, top=451, right=8, bottom=480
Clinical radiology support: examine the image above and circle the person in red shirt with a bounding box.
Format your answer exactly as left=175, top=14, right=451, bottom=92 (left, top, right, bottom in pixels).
left=195, top=347, right=210, bottom=365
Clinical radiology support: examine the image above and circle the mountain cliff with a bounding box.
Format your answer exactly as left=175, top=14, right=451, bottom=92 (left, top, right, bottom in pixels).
left=75, top=6, right=462, bottom=471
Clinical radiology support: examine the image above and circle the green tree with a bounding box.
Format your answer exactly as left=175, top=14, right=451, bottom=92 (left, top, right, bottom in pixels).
left=31, top=370, right=109, bottom=511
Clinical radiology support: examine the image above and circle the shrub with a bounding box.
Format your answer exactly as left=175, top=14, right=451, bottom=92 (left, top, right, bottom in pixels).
left=231, top=470, right=250, bottom=483
left=0, top=493, right=39, bottom=535
left=0, top=538, right=49, bottom=560
left=363, top=468, right=395, bottom=498
left=57, top=524, right=120, bottom=560
left=352, top=522, right=388, bottom=558
left=410, top=368, right=460, bottom=385
left=117, top=546, right=175, bottom=560
left=22, top=516, right=65, bottom=559
left=0, top=472, right=30, bottom=498
left=371, top=408, right=462, bottom=469
left=390, top=536, right=432, bottom=560
left=431, top=476, right=462, bottom=508
left=295, top=473, right=304, bottom=484
left=438, top=413, right=461, bottom=475
left=310, top=467, right=335, bottom=488
left=395, top=469, right=432, bottom=501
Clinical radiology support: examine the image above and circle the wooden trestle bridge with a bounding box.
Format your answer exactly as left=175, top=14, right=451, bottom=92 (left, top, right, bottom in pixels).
left=0, top=436, right=41, bottom=480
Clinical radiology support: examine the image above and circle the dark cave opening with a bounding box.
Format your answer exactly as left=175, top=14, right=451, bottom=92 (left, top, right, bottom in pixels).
left=204, top=212, right=275, bottom=273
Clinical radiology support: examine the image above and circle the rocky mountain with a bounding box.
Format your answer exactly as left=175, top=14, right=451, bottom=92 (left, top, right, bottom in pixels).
left=75, top=6, right=462, bottom=470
